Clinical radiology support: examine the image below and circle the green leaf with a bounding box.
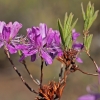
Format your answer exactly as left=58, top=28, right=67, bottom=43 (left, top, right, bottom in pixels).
left=68, top=39, right=72, bottom=49
left=65, top=33, right=72, bottom=49
left=90, top=4, right=94, bottom=17
left=67, top=13, right=74, bottom=27
left=83, top=2, right=99, bottom=32
left=18, top=50, right=22, bottom=56
left=92, top=10, right=99, bottom=24
left=64, top=13, right=75, bottom=43
left=84, top=18, right=89, bottom=31
left=87, top=34, right=93, bottom=50
left=64, top=13, right=68, bottom=41
left=71, top=18, right=78, bottom=30
left=87, top=10, right=99, bottom=30
left=64, top=13, right=73, bottom=40
left=81, top=3, right=86, bottom=20
left=58, top=12, right=78, bottom=49
left=84, top=34, right=93, bottom=51
left=87, top=17, right=92, bottom=30
left=86, top=1, right=91, bottom=17
left=58, top=19, right=65, bottom=46
left=64, top=12, right=68, bottom=27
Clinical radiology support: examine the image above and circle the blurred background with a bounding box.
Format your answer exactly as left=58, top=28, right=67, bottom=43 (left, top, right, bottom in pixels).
left=0, top=0, right=100, bottom=100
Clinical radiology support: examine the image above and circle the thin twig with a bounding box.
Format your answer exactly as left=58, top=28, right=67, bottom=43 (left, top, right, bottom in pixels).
left=86, top=51, right=99, bottom=70
left=76, top=67, right=99, bottom=76
left=40, top=58, right=44, bottom=88
left=63, top=68, right=68, bottom=83
left=4, top=49, right=38, bottom=94
left=22, top=60, right=40, bottom=85
left=18, top=51, right=40, bottom=85
left=59, top=67, right=70, bottom=100
left=59, top=63, right=64, bottom=82
left=83, top=31, right=99, bottom=71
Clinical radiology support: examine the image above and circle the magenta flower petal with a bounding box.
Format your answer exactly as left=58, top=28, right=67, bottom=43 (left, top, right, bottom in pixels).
left=41, top=50, right=53, bottom=64
left=39, top=23, right=47, bottom=38
left=7, top=45, right=17, bottom=54
left=72, top=29, right=80, bottom=41
left=10, top=21, right=22, bottom=38
left=0, top=21, right=6, bottom=33
left=2, top=27, right=10, bottom=41
left=78, top=94, right=95, bottom=100
left=19, top=55, right=25, bottom=62
left=73, top=43, right=83, bottom=50
left=0, top=42, right=4, bottom=48
left=36, top=34, right=42, bottom=46
left=23, top=49, right=38, bottom=57
left=54, top=31, right=61, bottom=46
left=47, top=29, right=55, bottom=46
left=31, top=54, right=36, bottom=62
left=97, top=67, right=100, bottom=74
left=76, top=57, right=83, bottom=63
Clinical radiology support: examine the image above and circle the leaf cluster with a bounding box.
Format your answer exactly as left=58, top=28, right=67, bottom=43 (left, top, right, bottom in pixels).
left=58, top=13, right=78, bottom=49
left=81, top=2, right=99, bottom=32
left=81, top=2, right=99, bottom=51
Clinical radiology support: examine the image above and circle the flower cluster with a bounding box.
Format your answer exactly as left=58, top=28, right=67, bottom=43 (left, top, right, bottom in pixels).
left=0, top=21, right=83, bottom=65
left=19, top=23, right=62, bottom=64
left=0, top=21, right=22, bottom=54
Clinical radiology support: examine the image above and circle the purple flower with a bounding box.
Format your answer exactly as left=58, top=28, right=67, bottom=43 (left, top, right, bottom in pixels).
left=78, top=69, right=100, bottom=100
left=72, top=29, right=83, bottom=50
left=0, top=21, right=22, bottom=54
left=72, top=29, right=83, bottom=63
left=78, top=94, right=100, bottom=100
left=20, top=23, right=61, bottom=64
left=78, top=85, right=100, bottom=100
left=72, top=29, right=80, bottom=41
left=76, top=57, right=83, bottom=63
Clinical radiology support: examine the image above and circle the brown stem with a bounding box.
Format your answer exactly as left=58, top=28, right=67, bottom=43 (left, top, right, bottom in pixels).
left=40, top=59, right=44, bottom=88
left=59, top=64, right=64, bottom=82
left=18, top=51, right=39, bottom=85
left=76, top=67, right=99, bottom=76
left=59, top=67, right=70, bottom=100
left=22, top=60, right=40, bottom=85
left=86, top=51, right=99, bottom=70
left=83, top=31, right=98, bottom=71
left=4, top=49, right=38, bottom=94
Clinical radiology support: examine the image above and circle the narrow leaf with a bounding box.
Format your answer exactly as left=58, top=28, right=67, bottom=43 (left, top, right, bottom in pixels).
left=65, top=33, right=72, bottom=48
left=87, top=34, right=93, bottom=50
left=87, top=10, right=99, bottom=30
left=18, top=50, right=22, bottom=56
left=67, top=13, right=74, bottom=27
left=71, top=18, right=78, bottom=30
left=92, top=10, right=99, bottom=24
left=64, top=13, right=73, bottom=41
left=64, top=12, right=68, bottom=27
left=86, top=1, right=91, bottom=17
left=84, top=34, right=93, bottom=51
left=90, top=4, right=94, bottom=17
left=68, top=39, right=72, bottom=49
left=87, top=17, right=92, bottom=30
left=81, top=3, right=86, bottom=20
left=58, top=19, right=65, bottom=46
left=84, top=18, right=89, bottom=31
